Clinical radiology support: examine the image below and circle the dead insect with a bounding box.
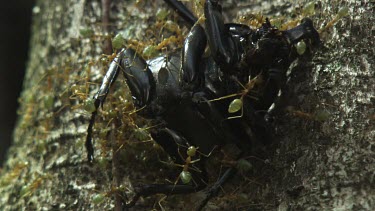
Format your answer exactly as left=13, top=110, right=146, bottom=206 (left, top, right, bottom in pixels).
left=86, top=0, right=320, bottom=209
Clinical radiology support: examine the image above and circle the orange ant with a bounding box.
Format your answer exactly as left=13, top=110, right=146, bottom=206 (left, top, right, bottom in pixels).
left=159, top=145, right=201, bottom=185
left=286, top=106, right=331, bottom=122
left=318, top=6, right=349, bottom=34
left=160, top=145, right=217, bottom=185
left=208, top=73, right=264, bottom=119
left=176, top=144, right=217, bottom=185
left=176, top=145, right=201, bottom=184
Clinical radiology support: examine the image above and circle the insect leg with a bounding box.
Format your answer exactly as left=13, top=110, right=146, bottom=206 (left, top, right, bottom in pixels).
left=197, top=167, right=237, bottom=210
left=253, top=68, right=285, bottom=112
left=204, top=0, right=238, bottom=67
left=86, top=48, right=156, bottom=162
left=119, top=48, right=156, bottom=108
left=225, top=23, right=252, bottom=38
left=122, top=128, right=208, bottom=208
left=124, top=184, right=201, bottom=208
left=242, top=100, right=273, bottom=145
left=152, top=128, right=207, bottom=177
left=282, top=18, right=320, bottom=46
left=86, top=49, right=124, bottom=162
left=181, top=24, right=207, bottom=90
left=152, top=128, right=188, bottom=164
left=163, top=0, right=197, bottom=26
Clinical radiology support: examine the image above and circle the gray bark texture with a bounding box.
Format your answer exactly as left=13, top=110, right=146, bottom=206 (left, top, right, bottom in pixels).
left=0, top=0, right=374, bottom=210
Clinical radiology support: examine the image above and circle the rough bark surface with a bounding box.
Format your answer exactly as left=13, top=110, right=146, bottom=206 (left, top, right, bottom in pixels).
left=0, top=0, right=373, bottom=210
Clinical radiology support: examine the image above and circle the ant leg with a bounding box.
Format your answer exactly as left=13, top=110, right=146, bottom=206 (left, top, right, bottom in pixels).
left=192, top=91, right=240, bottom=149
left=152, top=128, right=208, bottom=182
left=86, top=49, right=124, bottom=162
left=124, top=184, right=202, bottom=208
left=163, top=0, right=197, bottom=26
left=152, top=128, right=193, bottom=164
left=197, top=145, right=217, bottom=158
left=121, top=128, right=208, bottom=208
left=204, top=0, right=239, bottom=68
left=181, top=24, right=207, bottom=90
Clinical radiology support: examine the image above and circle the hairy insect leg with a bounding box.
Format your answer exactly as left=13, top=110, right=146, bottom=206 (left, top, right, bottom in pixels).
left=181, top=24, right=207, bottom=90
left=163, top=0, right=197, bottom=26
left=86, top=50, right=123, bottom=162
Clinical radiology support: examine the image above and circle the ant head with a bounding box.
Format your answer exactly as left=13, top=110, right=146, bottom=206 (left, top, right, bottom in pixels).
left=187, top=146, right=197, bottom=157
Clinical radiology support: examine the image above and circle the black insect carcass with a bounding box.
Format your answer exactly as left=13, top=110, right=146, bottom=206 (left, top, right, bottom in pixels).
left=85, top=0, right=320, bottom=209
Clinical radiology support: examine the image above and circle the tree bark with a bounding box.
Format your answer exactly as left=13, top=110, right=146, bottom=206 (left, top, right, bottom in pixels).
left=0, top=0, right=373, bottom=210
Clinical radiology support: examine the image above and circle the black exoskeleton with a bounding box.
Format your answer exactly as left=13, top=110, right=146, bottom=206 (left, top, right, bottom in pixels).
left=86, top=0, right=320, bottom=209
